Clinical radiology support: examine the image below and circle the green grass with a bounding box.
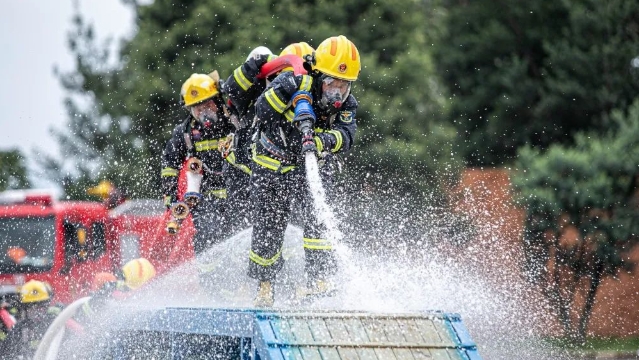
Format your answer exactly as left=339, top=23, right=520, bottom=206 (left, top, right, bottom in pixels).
left=546, top=336, right=639, bottom=352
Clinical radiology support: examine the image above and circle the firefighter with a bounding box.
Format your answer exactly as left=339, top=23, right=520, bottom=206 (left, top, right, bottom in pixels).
left=247, top=35, right=361, bottom=307
left=161, top=72, right=235, bottom=254
left=1, top=280, right=62, bottom=358
left=277, top=42, right=341, bottom=199
left=220, top=46, right=275, bottom=232
left=222, top=43, right=316, bottom=234
left=87, top=179, right=127, bottom=210
left=75, top=259, right=157, bottom=327
left=69, top=261, right=155, bottom=327
left=57, top=259, right=157, bottom=357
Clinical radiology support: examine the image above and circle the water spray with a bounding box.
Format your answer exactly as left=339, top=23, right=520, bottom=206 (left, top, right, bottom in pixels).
left=298, top=120, right=344, bottom=243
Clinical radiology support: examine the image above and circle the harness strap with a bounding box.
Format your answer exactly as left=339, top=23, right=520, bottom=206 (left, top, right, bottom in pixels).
left=259, top=133, right=297, bottom=161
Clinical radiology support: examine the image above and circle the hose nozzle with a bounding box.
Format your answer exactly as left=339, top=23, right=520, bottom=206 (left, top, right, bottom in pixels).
left=186, top=157, right=203, bottom=174
left=170, top=202, right=190, bottom=220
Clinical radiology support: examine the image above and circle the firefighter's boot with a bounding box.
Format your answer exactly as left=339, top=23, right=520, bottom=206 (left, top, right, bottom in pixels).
left=297, top=278, right=336, bottom=299
left=254, top=281, right=274, bottom=308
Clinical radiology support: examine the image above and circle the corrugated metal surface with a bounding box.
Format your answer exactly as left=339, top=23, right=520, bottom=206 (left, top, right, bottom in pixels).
left=253, top=312, right=479, bottom=360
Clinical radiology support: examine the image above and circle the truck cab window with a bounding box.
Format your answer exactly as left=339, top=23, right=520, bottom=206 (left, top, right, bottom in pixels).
left=62, top=221, right=88, bottom=272
left=91, top=222, right=106, bottom=259
left=0, top=216, right=55, bottom=273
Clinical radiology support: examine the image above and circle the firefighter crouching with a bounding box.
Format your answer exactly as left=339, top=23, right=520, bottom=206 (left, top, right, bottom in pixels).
left=55, top=259, right=157, bottom=357
left=1, top=280, right=62, bottom=358
left=247, top=35, right=361, bottom=307
left=72, top=258, right=157, bottom=329
left=161, top=72, right=235, bottom=254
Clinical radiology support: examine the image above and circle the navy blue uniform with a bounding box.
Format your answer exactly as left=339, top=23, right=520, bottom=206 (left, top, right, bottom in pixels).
left=248, top=71, right=357, bottom=282
left=222, top=55, right=277, bottom=231
left=161, top=116, right=234, bottom=253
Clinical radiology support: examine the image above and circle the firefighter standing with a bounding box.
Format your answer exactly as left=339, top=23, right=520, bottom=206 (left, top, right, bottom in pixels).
left=247, top=36, right=361, bottom=307
left=1, top=280, right=62, bottom=358
left=161, top=73, right=235, bottom=254
left=223, top=43, right=316, bottom=233
left=221, top=46, right=275, bottom=232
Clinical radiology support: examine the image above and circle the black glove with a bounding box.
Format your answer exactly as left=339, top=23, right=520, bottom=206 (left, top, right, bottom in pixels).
left=248, top=54, right=272, bottom=71
left=301, top=132, right=318, bottom=154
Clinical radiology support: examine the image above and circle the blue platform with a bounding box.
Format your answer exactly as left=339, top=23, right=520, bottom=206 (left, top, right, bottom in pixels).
left=100, top=307, right=482, bottom=359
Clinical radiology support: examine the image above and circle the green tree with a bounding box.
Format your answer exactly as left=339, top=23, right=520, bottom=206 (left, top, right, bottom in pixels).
left=435, top=0, right=639, bottom=166
left=512, top=99, right=639, bottom=343
left=46, top=0, right=461, bottom=200
left=0, top=150, right=30, bottom=191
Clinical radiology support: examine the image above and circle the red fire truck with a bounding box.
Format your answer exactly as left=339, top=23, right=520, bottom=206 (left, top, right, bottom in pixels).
left=0, top=189, right=180, bottom=305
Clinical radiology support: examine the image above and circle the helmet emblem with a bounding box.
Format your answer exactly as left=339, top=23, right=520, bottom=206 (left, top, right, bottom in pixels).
left=338, top=63, right=347, bottom=73
left=190, top=90, right=199, bottom=97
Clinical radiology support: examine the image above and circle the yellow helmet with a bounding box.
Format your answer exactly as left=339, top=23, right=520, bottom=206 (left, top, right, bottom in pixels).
left=279, top=42, right=315, bottom=73
left=180, top=73, right=220, bottom=107
left=279, top=42, right=315, bottom=58
left=20, top=280, right=52, bottom=304
left=121, top=258, right=157, bottom=290
left=87, top=180, right=114, bottom=200
left=313, top=35, right=361, bottom=81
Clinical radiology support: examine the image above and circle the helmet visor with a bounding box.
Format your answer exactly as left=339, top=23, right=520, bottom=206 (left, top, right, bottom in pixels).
left=321, top=76, right=351, bottom=109
left=190, top=98, right=219, bottom=122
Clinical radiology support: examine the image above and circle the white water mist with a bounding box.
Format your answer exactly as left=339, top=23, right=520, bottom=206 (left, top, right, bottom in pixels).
left=304, top=152, right=343, bottom=243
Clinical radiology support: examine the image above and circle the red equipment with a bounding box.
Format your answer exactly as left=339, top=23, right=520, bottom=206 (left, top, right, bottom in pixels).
left=257, top=54, right=307, bottom=79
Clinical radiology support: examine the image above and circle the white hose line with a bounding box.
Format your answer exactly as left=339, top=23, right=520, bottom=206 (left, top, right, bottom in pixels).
left=33, top=296, right=91, bottom=360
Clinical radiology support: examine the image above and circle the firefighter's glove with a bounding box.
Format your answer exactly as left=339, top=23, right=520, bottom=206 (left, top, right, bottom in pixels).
left=218, top=133, right=235, bottom=158
left=302, top=133, right=322, bottom=155
left=247, top=54, right=275, bottom=76
left=163, top=195, right=176, bottom=209
left=292, top=91, right=315, bottom=125
left=254, top=54, right=274, bottom=69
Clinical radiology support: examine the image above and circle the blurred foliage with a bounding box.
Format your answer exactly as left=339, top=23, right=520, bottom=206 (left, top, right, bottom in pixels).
left=512, top=99, right=639, bottom=342
left=0, top=150, right=30, bottom=191
left=434, top=0, right=639, bottom=165
left=45, top=0, right=462, bottom=200
left=549, top=336, right=639, bottom=352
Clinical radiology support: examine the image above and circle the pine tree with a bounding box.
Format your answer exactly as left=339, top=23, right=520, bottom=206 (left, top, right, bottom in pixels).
left=0, top=150, right=30, bottom=191
left=435, top=0, right=639, bottom=166
left=47, top=0, right=461, bottom=199
left=512, top=99, right=639, bottom=342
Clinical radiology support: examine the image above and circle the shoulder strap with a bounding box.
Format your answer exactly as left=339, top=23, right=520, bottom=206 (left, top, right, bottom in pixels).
left=182, top=117, right=194, bottom=157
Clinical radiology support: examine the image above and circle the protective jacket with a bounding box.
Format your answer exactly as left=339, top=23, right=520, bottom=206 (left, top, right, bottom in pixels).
left=247, top=70, right=358, bottom=282
left=223, top=54, right=276, bottom=172
left=161, top=116, right=235, bottom=200
left=220, top=54, right=278, bottom=232
left=253, top=71, right=357, bottom=169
